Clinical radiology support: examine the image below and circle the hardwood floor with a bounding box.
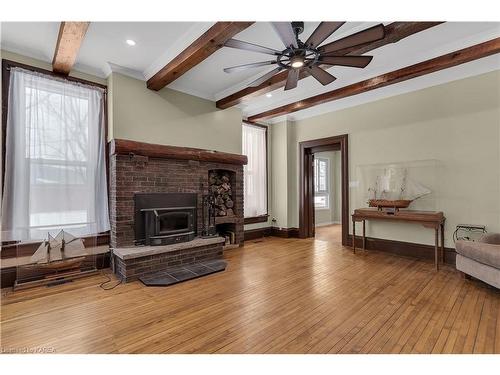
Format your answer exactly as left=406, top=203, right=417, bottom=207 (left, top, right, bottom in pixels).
left=315, top=223, right=342, bottom=242
left=1, top=227, right=499, bottom=354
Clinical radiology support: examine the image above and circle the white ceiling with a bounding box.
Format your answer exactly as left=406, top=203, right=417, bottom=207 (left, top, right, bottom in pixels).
left=1, top=21, right=499, bottom=123
left=167, top=22, right=377, bottom=99
left=236, top=22, right=500, bottom=123
left=0, top=21, right=210, bottom=79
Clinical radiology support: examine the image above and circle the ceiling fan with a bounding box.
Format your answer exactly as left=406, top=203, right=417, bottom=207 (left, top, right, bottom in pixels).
left=223, top=22, right=385, bottom=91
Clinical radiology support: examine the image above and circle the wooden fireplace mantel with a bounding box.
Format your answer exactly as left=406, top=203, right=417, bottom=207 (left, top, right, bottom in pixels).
left=109, top=139, right=248, bottom=165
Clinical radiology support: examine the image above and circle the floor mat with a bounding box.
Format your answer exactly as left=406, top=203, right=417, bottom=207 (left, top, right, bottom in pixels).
left=139, top=259, right=227, bottom=286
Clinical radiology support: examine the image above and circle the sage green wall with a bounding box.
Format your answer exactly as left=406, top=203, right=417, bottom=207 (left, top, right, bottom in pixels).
left=284, top=70, right=500, bottom=247
left=270, top=120, right=290, bottom=228
left=107, top=73, right=114, bottom=140
left=108, top=72, right=242, bottom=154
left=5, top=49, right=498, bottom=247
left=0, top=51, right=243, bottom=154
left=1, top=51, right=249, bottom=229
left=108, top=72, right=258, bottom=230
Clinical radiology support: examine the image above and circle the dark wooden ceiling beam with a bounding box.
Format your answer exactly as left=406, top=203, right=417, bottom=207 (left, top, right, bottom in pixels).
left=247, top=37, right=500, bottom=122
left=147, top=22, right=254, bottom=91
left=52, top=22, right=90, bottom=75
left=216, top=22, right=444, bottom=109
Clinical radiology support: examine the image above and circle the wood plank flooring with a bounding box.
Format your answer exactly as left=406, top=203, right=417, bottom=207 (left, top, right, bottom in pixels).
left=1, top=226, right=499, bottom=354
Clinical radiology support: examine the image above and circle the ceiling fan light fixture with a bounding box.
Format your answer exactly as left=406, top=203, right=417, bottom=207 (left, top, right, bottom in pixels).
left=222, top=22, right=385, bottom=92
left=290, top=55, right=305, bottom=69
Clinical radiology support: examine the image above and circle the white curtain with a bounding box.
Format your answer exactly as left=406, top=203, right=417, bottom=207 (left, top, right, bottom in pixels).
left=1, top=67, right=110, bottom=241
left=242, top=123, right=267, bottom=218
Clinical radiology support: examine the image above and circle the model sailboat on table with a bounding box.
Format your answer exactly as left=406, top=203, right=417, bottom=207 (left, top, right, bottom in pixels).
left=367, top=167, right=431, bottom=211
left=30, top=230, right=88, bottom=271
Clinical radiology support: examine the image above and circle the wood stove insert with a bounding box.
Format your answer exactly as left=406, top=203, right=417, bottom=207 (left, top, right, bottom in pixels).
left=134, top=193, right=197, bottom=246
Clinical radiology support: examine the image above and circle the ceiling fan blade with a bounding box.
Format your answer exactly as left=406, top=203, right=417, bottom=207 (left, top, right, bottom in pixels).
left=305, top=22, right=345, bottom=48
left=271, top=22, right=298, bottom=49
left=224, top=39, right=282, bottom=56
left=318, top=55, right=373, bottom=68
left=307, top=66, right=336, bottom=86
left=284, top=69, right=299, bottom=90
left=319, top=24, right=385, bottom=54
left=248, top=67, right=283, bottom=87
left=224, top=61, right=277, bottom=73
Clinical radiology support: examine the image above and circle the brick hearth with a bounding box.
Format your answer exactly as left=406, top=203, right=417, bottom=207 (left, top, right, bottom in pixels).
left=108, top=139, right=246, bottom=279
left=112, top=237, right=225, bottom=282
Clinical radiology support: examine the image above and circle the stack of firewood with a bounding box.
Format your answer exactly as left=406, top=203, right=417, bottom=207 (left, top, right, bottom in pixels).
left=209, top=171, right=234, bottom=217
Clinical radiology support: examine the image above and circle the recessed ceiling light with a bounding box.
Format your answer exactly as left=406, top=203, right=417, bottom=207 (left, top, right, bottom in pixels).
left=126, top=39, right=136, bottom=46
left=266, top=93, right=272, bottom=98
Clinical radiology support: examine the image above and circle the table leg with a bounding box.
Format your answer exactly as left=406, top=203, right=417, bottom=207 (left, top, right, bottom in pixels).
left=434, top=227, right=439, bottom=271
left=362, top=220, right=366, bottom=250
left=440, top=223, right=445, bottom=264
left=352, top=219, right=356, bottom=254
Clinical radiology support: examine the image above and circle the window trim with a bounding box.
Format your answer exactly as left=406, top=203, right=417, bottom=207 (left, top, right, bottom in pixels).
left=242, top=120, right=269, bottom=224
left=314, top=157, right=329, bottom=194
left=1, top=59, right=109, bottom=244
left=314, top=157, right=331, bottom=210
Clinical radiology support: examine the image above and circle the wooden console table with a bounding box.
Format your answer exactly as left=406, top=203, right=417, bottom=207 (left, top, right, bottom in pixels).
left=352, top=208, right=446, bottom=270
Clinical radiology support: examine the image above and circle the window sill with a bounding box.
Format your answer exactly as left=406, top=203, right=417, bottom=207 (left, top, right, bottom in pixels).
left=244, top=215, right=269, bottom=225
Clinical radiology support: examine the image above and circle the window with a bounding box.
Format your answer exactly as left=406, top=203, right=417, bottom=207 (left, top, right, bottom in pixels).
left=242, top=123, right=267, bottom=220
left=1, top=65, right=109, bottom=241
left=314, top=157, right=330, bottom=209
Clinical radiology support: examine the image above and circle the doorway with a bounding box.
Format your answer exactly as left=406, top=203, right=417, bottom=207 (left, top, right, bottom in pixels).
left=299, top=134, right=349, bottom=246
left=313, top=150, right=342, bottom=243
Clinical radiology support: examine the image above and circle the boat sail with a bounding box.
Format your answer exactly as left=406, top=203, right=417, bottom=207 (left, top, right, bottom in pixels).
left=367, top=167, right=431, bottom=210
left=30, top=230, right=88, bottom=270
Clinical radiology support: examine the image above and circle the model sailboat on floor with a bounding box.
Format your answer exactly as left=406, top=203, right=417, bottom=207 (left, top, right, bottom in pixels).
left=367, top=167, right=431, bottom=211
left=30, top=230, right=88, bottom=271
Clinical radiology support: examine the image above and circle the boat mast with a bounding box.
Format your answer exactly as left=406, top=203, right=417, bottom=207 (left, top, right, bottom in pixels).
left=61, top=231, right=66, bottom=259
left=47, top=233, right=52, bottom=263
left=400, top=169, right=408, bottom=199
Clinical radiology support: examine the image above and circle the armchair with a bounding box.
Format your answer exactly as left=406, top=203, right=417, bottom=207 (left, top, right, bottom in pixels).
left=455, top=233, right=500, bottom=289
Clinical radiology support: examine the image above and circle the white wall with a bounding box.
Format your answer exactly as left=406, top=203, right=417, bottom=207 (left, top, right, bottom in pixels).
left=283, top=70, right=500, bottom=247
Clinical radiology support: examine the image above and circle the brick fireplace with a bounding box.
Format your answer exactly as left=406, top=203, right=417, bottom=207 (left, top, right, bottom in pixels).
left=108, top=139, right=247, bottom=281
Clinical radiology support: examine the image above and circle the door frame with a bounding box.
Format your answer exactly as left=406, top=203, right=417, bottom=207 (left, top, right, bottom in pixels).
left=299, top=134, right=349, bottom=245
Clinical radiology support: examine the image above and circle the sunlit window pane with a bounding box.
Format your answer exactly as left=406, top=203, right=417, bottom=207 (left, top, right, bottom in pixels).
left=314, top=194, right=329, bottom=209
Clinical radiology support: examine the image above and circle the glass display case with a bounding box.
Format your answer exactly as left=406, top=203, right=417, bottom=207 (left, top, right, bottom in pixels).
left=12, top=228, right=100, bottom=290
left=354, top=159, right=442, bottom=212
